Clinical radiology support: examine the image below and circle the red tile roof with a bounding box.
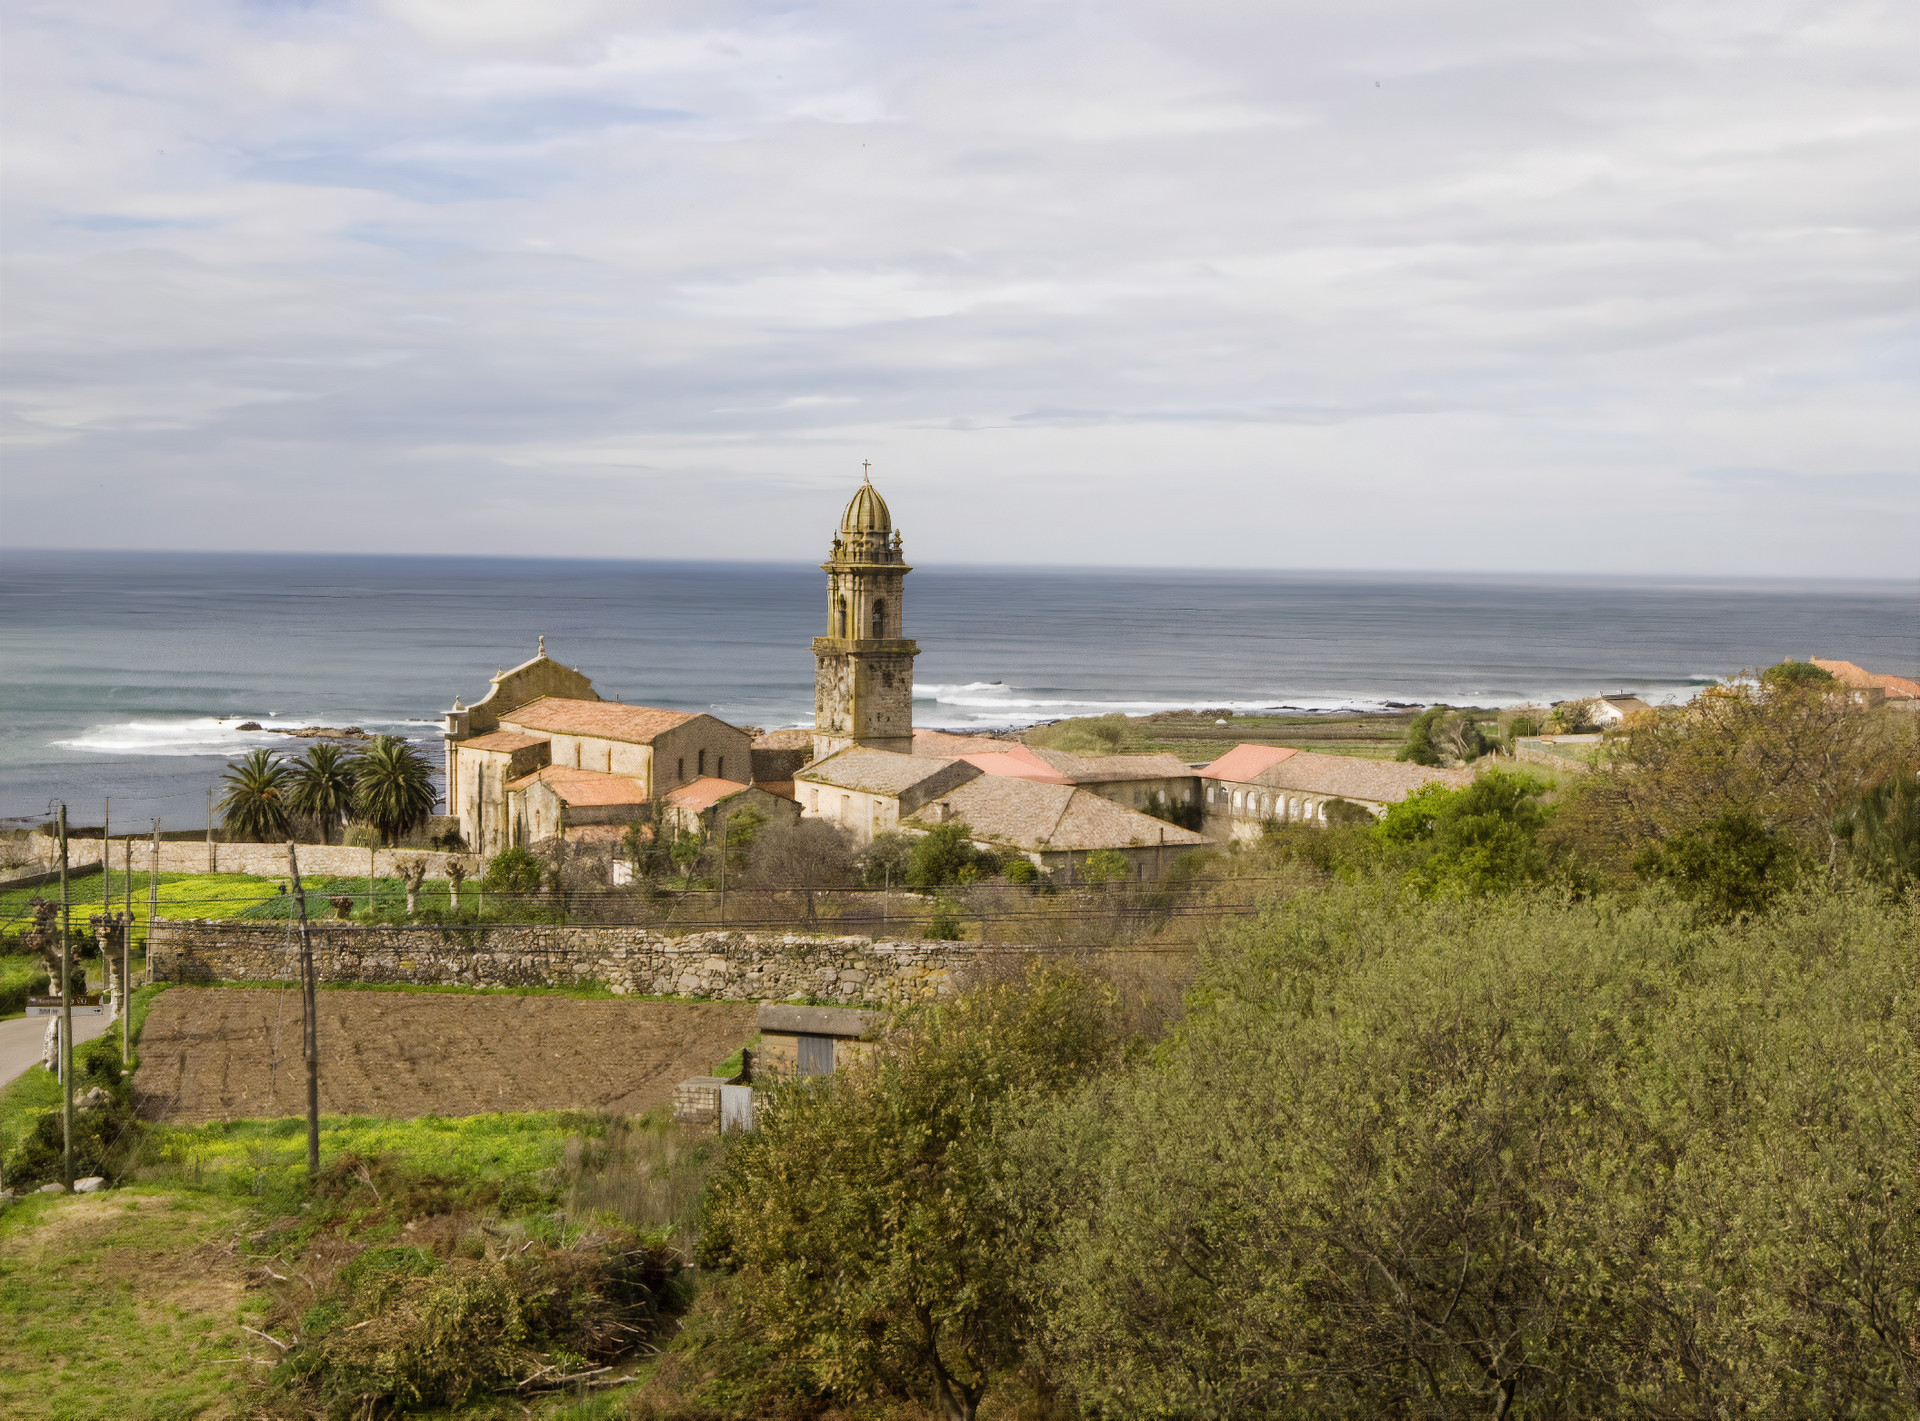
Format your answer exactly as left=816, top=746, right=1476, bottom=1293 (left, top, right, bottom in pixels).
left=665, top=777, right=753, bottom=813
left=957, top=747, right=1072, bottom=784
left=462, top=730, right=548, bottom=754
left=502, top=697, right=700, bottom=743
left=1199, top=744, right=1299, bottom=782
left=1812, top=659, right=1920, bottom=699
left=505, top=765, right=649, bottom=806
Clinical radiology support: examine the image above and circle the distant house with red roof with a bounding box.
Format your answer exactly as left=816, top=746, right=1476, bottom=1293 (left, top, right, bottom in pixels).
left=1811, top=659, right=1920, bottom=706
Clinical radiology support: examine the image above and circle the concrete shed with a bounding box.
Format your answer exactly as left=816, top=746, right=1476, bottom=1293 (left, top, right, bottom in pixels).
left=758, top=1003, right=881, bottom=1077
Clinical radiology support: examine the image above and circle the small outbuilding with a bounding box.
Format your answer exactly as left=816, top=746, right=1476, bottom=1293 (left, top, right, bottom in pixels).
left=757, top=1003, right=882, bottom=1077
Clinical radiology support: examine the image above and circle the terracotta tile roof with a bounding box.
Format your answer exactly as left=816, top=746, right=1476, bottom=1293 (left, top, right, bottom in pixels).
left=461, top=730, right=548, bottom=754
left=665, top=777, right=752, bottom=813
left=505, top=765, right=650, bottom=807
left=753, top=728, right=815, bottom=749
left=906, top=777, right=1210, bottom=852
left=1028, top=748, right=1197, bottom=783
left=502, top=697, right=699, bottom=744
left=1812, top=659, right=1920, bottom=699
left=957, top=747, right=1072, bottom=784
left=1200, top=744, right=1299, bottom=782
left=1219, top=750, right=1471, bottom=804
left=913, top=728, right=1027, bottom=757
left=798, top=747, right=973, bottom=796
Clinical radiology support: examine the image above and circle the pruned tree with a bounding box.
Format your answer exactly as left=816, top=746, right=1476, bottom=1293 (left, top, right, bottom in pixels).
left=446, top=858, right=466, bottom=911
left=397, top=857, right=428, bottom=915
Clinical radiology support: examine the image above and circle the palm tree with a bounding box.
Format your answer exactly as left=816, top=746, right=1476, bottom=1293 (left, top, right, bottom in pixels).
left=354, top=735, right=438, bottom=846
left=287, top=743, right=358, bottom=844
left=219, top=748, right=293, bottom=842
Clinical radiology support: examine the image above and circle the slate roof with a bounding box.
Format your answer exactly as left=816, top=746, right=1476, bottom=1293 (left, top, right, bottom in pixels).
left=906, top=776, right=1210, bottom=852
left=502, top=697, right=700, bottom=743
left=1214, top=749, right=1471, bottom=804
left=1199, top=744, right=1299, bottom=782
left=753, top=728, right=815, bottom=749
left=1030, top=748, right=1199, bottom=783
left=505, top=765, right=649, bottom=806
left=797, top=746, right=975, bottom=796
left=461, top=730, right=548, bottom=754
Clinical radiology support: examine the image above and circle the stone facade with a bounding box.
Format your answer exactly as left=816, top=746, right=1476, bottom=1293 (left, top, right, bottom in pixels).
left=146, top=919, right=986, bottom=1008
left=21, top=834, right=478, bottom=880
left=813, top=476, right=918, bottom=759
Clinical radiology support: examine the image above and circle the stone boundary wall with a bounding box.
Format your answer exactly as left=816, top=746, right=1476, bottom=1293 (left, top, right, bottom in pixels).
left=146, top=920, right=989, bottom=1008
left=21, top=833, right=480, bottom=881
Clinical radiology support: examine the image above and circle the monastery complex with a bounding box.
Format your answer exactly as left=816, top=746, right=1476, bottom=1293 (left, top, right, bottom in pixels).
left=441, top=475, right=1474, bottom=879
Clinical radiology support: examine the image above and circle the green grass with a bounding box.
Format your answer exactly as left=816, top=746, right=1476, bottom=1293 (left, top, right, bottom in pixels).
left=0, top=1066, right=61, bottom=1165
left=0, top=872, right=286, bottom=947
left=0, top=1184, right=263, bottom=1421
left=142, top=1110, right=590, bottom=1194
left=0, top=955, right=51, bottom=1019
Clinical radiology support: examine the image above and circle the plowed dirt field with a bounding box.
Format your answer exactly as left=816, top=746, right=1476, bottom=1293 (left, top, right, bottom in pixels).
left=134, top=988, right=757, bottom=1124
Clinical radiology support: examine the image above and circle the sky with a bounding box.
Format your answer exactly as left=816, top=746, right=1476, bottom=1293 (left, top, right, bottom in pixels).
left=2, top=0, right=1916, bottom=575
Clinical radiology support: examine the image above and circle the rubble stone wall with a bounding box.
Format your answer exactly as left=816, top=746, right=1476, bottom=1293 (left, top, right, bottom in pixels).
left=145, top=919, right=990, bottom=1008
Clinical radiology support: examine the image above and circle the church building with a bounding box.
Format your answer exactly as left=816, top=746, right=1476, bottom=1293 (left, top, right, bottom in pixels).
left=441, top=472, right=923, bottom=855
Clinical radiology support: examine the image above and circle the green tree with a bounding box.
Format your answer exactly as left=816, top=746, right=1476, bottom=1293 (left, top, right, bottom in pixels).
left=905, top=821, right=995, bottom=888
left=720, top=806, right=767, bottom=872
left=1634, top=808, right=1802, bottom=919
left=861, top=830, right=914, bottom=886
left=219, top=748, right=293, bottom=842
left=353, top=735, right=438, bottom=845
left=699, top=962, right=1120, bottom=1421
left=481, top=846, right=543, bottom=893
left=1761, top=658, right=1835, bottom=686
left=1375, top=768, right=1552, bottom=896
left=669, top=828, right=705, bottom=882
left=286, top=743, right=358, bottom=844
left=1832, top=771, right=1920, bottom=893
left=1398, top=705, right=1491, bottom=766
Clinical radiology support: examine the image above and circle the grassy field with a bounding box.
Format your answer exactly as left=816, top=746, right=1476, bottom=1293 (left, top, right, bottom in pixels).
left=1030, top=708, right=1438, bottom=765
left=0, top=1186, right=263, bottom=1421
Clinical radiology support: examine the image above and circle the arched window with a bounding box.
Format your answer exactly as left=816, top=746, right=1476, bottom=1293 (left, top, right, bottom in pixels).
left=835, top=598, right=848, bottom=638
left=871, top=599, right=886, bottom=638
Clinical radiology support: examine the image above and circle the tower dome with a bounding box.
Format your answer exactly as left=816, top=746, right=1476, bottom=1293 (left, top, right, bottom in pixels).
left=840, top=480, right=891, bottom=534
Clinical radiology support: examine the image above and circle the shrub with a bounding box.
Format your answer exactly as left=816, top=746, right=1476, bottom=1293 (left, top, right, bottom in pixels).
left=1398, top=705, right=1492, bottom=766
left=482, top=846, right=545, bottom=894
left=1633, top=809, right=1803, bottom=919
left=1002, top=857, right=1037, bottom=885
left=1375, top=768, right=1553, bottom=896
left=1079, top=849, right=1133, bottom=885
left=924, top=903, right=965, bottom=940
left=698, top=962, right=1121, bottom=1420
left=1832, top=771, right=1920, bottom=894
left=905, top=822, right=997, bottom=889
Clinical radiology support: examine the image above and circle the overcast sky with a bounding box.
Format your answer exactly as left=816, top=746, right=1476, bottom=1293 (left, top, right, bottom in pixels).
left=3, top=0, right=1916, bottom=574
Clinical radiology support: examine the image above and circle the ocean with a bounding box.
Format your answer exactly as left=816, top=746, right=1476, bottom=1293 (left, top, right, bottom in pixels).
left=1, top=550, right=1913, bottom=828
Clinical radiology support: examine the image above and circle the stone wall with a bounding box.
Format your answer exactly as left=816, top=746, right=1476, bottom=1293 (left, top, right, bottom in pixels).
left=146, top=919, right=987, bottom=1008
left=22, top=834, right=480, bottom=881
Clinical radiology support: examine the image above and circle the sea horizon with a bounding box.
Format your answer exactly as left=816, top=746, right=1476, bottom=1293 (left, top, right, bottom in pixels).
left=3, top=548, right=1914, bottom=827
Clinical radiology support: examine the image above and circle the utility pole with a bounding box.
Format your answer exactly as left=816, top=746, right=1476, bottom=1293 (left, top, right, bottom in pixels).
left=122, top=836, right=132, bottom=1062
left=719, top=817, right=727, bottom=927
left=57, top=804, right=73, bottom=1192
left=102, top=798, right=110, bottom=921
left=287, top=843, right=320, bottom=1178
left=149, top=818, right=161, bottom=984
left=206, top=786, right=215, bottom=872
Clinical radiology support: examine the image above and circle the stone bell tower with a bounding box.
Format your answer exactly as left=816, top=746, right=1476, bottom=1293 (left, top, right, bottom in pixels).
left=813, top=467, right=918, bottom=759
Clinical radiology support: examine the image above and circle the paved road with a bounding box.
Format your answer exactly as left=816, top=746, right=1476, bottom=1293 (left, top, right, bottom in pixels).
left=0, top=1013, right=110, bottom=1088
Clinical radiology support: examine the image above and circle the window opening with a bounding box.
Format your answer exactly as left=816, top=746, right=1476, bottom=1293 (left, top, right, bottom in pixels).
left=871, top=599, right=886, bottom=638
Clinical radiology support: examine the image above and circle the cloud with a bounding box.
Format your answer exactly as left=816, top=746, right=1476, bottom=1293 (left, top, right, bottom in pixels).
left=0, top=0, right=1914, bottom=574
